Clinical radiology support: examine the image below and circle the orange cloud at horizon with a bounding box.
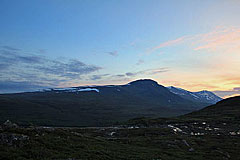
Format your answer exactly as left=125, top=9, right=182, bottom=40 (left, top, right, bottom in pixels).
left=223, top=94, right=240, bottom=99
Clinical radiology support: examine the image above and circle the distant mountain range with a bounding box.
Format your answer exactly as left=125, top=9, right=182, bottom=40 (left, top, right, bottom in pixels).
left=0, top=79, right=222, bottom=126
left=167, top=86, right=222, bottom=104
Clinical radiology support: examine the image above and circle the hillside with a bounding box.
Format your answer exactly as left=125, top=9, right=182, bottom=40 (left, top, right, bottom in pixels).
left=128, top=96, right=240, bottom=133
left=183, top=96, right=240, bottom=122
left=0, top=79, right=209, bottom=127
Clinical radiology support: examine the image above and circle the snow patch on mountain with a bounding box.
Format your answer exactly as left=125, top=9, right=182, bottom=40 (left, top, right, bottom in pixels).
left=42, top=87, right=100, bottom=93
left=78, top=88, right=99, bottom=92
left=167, top=86, right=222, bottom=104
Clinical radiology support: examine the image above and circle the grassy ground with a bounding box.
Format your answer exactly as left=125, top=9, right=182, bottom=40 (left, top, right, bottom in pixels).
left=1, top=124, right=240, bottom=160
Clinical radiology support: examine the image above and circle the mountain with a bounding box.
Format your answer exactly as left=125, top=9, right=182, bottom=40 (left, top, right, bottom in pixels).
left=167, top=86, right=222, bottom=104
left=0, top=79, right=209, bottom=127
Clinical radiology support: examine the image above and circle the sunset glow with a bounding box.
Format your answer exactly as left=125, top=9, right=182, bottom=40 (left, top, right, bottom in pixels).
left=0, top=0, right=240, bottom=98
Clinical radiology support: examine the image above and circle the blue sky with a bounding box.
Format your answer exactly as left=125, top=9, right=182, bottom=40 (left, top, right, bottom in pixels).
left=0, top=0, right=240, bottom=97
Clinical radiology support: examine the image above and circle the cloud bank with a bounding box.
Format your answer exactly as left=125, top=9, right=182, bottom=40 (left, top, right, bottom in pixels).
left=0, top=47, right=102, bottom=93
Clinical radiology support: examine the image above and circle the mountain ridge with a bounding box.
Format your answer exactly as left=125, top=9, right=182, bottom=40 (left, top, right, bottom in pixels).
left=167, top=86, right=222, bottom=104
left=0, top=79, right=211, bottom=126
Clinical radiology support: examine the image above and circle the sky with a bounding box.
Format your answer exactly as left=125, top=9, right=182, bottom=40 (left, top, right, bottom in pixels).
left=0, top=0, right=240, bottom=98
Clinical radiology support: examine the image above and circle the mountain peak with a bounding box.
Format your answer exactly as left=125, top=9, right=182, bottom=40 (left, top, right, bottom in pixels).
left=167, top=86, right=187, bottom=91
left=128, top=79, right=159, bottom=85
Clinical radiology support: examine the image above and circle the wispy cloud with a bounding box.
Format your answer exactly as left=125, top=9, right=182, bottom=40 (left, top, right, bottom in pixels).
left=0, top=49, right=44, bottom=65
left=146, top=37, right=186, bottom=54
left=35, top=59, right=102, bottom=78
left=193, top=26, right=240, bottom=52
left=107, top=51, right=118, bottom=56
left=234, top=87, right=240, bottom=91
left=90, top=74, right=110, bottom=80
left=0, top=51, right=101, bottom=78
left=213, top=87, right=240, bottom=99
left=1, top=45, right=20, bottom=51
left=125, top=68, right=169, bottom=77
left=0, top=47, right=102, bottom=92
left=146, top=26, right=240, bottom=55
left=38, top=49, right=47, bottom=54
left=0, top=81, right=49, bottom=93
left=136, top=59, right=144, bottom=65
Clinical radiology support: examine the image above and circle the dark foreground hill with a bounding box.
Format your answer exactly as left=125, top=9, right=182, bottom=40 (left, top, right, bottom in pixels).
left=0, top=96, right=239, bottom=160
left=0, top=79, right=210, bottom=127
left=129, top=96, right=240, bottom=127
left=182, top=96, right=240, bottom=124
